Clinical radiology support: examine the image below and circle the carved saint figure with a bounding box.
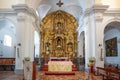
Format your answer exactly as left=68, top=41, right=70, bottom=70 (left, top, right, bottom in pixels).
left=46, top=42, right=50, bottom=54
left=57, top=39, right=61, bottom=47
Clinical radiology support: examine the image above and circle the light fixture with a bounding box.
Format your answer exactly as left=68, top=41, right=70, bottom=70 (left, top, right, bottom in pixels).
left=18, top=43, right=21, bottom=46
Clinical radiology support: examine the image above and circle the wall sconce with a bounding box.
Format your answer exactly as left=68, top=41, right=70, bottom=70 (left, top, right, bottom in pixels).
left=98, top=44, right=103, bottom=61
left=98, top=44, right=102, bottom=47
left=17, top=43, right=21, bottom=46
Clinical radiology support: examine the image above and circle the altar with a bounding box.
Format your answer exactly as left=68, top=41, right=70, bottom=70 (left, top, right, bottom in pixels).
left=48, top=61, right=73, bottom=72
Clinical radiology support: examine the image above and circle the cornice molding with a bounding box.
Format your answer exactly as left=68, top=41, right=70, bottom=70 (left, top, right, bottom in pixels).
left=84, top=5, right=109, bottom=16
left=0, top=9, right=16, bottom=15
left=105, top=9, right=120, bottom=14
left=12, top=4, right=38, bottom=20
left=83, top=5, right=109, bottom=21
left=92, top=5, right=109, bottom=12
left=12, top=4, right=40, bottom=31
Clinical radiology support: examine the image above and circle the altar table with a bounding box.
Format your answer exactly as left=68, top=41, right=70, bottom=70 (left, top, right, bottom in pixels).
left=48, top=61, right=73, bottom=72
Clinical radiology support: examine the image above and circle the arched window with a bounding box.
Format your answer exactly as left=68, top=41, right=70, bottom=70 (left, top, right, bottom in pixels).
left=4, top=35, right=12, bottom=47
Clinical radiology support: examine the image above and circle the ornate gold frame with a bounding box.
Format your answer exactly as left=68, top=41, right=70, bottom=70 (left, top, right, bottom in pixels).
left=40, top=10, right=78, bottom=59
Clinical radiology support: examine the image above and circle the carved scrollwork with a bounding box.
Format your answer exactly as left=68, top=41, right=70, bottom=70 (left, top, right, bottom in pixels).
left=40, top=10, right=78, bottom=59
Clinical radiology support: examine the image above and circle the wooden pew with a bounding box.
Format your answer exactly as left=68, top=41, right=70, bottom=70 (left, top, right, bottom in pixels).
left=0, top=58, right=15, bottom=71
left=96, top=67, right=120, bottom=80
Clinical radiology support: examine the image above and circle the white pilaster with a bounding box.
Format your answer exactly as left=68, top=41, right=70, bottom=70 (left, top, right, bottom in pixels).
left=12, top=4, right=39, bottom=74
left=94, top=5, right=108, bottom=68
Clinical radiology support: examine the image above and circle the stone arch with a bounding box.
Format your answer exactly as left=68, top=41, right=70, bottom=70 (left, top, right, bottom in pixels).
left=0, top=17, right=17, bottom=27
left=102, top=19, right=120, bottom=67
left=78, top=31, right=85, bottom=57
left=101, top=18, right=120, bottom=52
left=102, top=18, right=120, bottom=36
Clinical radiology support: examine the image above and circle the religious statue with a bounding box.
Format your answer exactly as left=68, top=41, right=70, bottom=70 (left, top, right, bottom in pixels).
left=46, top=42, right=50, bottom=55
left=67, top=42, right=73, bottom=52
left=57, top=39, right=61, bottom=48
left=55, top=22, right=63, bottom=34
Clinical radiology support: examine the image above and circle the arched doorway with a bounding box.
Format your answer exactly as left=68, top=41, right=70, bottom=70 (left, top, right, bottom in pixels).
left=104, top=21, right=120, bottom=68
left=0, top=18, right=16, bottom=71
left=34, top=31, right=40, bottom=64
left=78, top=31, right=85, bottom=70
left=79, top=31, right=85, bottom=57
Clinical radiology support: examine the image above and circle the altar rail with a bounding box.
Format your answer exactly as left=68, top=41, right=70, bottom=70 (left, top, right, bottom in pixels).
left=0, top=58, right=15, bottom=71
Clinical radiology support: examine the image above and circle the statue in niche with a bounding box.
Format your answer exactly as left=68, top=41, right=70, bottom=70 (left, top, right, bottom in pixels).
left=67, top=42, right=74, bottom=58
left=57, top=38, right=62, bottom=48
left=55, top=37, right=64, bottom=57
left=55, top=22, right=63, bottom=34
left=67, top=42, right=73, bottom=52
left=46, top=42, right=50, bottom=55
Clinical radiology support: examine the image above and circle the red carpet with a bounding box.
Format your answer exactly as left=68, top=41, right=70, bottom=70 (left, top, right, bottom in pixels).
left=45, top=72, right=75, bottom=75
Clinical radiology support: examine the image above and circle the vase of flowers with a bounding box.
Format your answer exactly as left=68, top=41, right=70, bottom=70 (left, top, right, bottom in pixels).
left=89, top=57, right=96, bottom=63
left=88, top=57, right=96, bottom=73
left=24, top=57, right=30, bottom=61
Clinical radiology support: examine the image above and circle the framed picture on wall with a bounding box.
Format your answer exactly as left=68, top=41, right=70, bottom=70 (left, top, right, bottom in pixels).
left=105, top=37, right=118, bottom=57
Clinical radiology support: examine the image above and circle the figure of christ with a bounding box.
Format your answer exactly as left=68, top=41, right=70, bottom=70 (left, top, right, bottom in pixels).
left=57, top=39, right=62, bottom=48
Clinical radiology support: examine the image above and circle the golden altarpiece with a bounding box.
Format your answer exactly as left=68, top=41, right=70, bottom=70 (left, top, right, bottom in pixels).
left=40, top=10, right=78, bottom=59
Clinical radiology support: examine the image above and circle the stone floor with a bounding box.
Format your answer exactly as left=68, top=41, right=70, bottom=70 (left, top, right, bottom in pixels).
left=37, top=71, right=102, bottom=80
left=0, top=71, right=23, bottom=80
left=0, top=71, right=102, bottom=80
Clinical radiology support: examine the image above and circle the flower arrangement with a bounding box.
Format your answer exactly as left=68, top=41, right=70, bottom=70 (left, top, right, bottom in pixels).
left=89, top=57, right=96, bottom=63
left=88, top=62, right=93, bottom=67
left=24, top=57, right=30, bottom=61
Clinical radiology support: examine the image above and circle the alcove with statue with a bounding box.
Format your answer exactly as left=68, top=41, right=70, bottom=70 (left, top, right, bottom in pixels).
left=40, top=10, right=78, bottom=61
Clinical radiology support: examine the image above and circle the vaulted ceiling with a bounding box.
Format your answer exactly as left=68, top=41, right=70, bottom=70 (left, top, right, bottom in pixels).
left=36, top=0, right=94, bottom=21
left=0, top=19, right=16, bottom=34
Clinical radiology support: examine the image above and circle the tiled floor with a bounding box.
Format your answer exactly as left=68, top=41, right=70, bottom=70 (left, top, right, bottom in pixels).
left=0, top=71, right=102, bottom=80
left=37, top=71, right=102, bottom=80
left=0, top=71, right=23, bottom=80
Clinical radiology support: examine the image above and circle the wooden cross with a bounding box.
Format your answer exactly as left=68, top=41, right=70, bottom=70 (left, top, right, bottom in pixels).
left=56, top=0, right=63, bottom=7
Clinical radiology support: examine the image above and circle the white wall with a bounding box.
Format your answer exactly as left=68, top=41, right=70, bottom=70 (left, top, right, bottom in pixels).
left=0, top=0, right=25, bottom=9
left=78, top=32, right=84, bottom=57
left=0, top=28, right=16, bottom=58
left=102, top=0, right=120, bottom=10
left=104, top=28, right=120, bottom=66
left=34, top=31, right=40, bottom=58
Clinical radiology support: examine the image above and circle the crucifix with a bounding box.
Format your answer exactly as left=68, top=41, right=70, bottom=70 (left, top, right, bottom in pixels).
left=56, top=0, right=64, bottom=7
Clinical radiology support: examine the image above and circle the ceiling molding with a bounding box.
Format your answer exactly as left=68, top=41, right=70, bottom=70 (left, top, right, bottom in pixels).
left=12, top=4, right=41, bottom=32
left=0, top=9, right=16, bottom=15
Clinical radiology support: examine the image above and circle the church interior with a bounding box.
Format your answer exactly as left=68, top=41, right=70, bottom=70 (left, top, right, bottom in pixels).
left=0, top=0, right=120, bottom=80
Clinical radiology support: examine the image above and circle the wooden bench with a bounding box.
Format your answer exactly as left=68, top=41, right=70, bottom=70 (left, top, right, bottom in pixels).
left=0, top=58, right=15, bottom=71
left=96, top=67, right=120, bottom=80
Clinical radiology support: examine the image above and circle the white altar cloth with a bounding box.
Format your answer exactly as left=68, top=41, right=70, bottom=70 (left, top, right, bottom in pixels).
left=48, top=61, right=73, bottom=72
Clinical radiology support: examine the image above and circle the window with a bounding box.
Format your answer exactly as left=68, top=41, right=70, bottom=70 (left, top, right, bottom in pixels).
left=4, top=35, right=12, bottom=47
